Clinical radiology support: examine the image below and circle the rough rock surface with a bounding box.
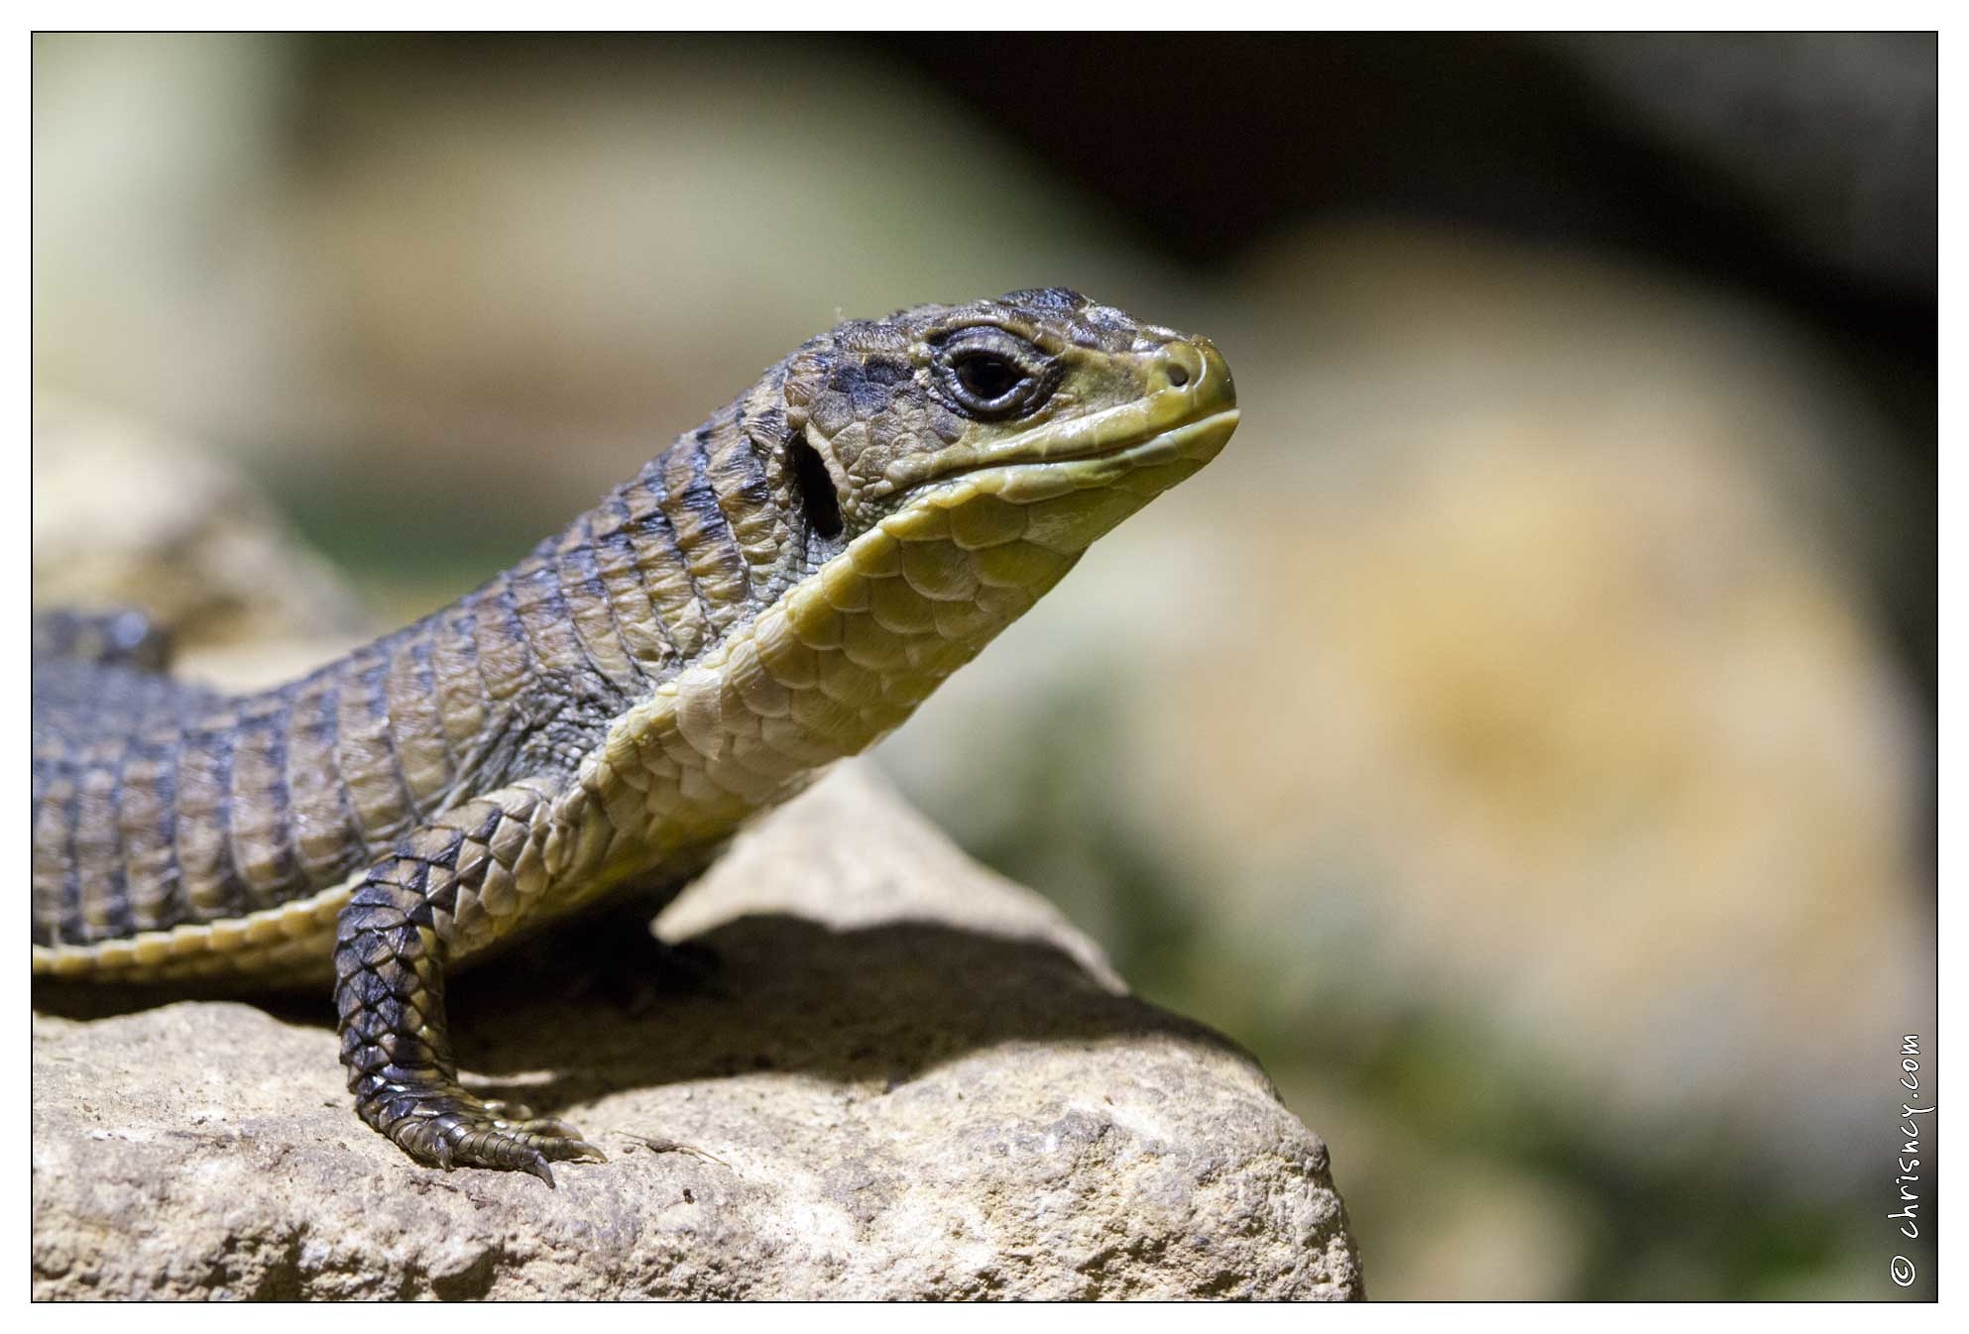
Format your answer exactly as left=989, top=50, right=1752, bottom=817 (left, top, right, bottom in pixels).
left=32, top=763, right=1361, bottom=1300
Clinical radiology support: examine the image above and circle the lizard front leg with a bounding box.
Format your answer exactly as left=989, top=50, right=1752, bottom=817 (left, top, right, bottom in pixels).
left=334, top=783, right=606, bottom=1185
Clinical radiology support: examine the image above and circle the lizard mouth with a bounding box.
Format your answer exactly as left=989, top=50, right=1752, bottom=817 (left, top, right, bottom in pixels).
left=881, top=338, right=1239, bottom=504
left=1097, top=406, right=1240, bottom=467
left=965, top=407, right=1240, bottom=504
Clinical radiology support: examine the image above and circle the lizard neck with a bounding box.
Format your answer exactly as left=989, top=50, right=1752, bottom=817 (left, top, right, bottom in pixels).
left=563, top=451, right=1207, bottom=885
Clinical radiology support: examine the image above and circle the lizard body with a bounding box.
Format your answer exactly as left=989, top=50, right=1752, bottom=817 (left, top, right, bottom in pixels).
left=31, top=289, right=1238, bottom=1181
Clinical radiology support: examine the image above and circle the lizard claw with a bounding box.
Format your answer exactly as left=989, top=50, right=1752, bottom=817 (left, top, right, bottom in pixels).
left=366, top=1085, right=604, bottom=1184
left=522, top=1152, right=559, bottom=1189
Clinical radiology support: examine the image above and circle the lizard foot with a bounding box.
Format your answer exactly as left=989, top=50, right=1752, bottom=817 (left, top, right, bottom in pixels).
left=368, top=1086, right=607, bottom=1186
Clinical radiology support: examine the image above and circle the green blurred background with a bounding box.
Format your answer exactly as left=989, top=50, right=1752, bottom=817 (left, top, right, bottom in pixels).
left=32, top=33, right=1936, bottom=1299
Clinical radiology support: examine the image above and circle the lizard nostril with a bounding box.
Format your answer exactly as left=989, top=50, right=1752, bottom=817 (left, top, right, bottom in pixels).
left=1161, top=343, right=1205, bottom=391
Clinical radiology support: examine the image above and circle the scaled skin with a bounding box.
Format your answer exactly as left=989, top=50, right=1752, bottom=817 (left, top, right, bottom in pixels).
left=31, top=288, right=1238, bottom=1181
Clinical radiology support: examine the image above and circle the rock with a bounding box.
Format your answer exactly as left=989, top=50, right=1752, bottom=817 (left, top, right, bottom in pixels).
left=32, top=763, right=1361, bottom=1301
left=32, top=394, right=371, bottom=662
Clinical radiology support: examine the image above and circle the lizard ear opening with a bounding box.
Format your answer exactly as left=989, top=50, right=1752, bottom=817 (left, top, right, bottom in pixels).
left=789, top=435, right=845, bottom=541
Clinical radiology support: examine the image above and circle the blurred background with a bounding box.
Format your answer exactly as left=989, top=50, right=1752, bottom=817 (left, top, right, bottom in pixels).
left=32, top=33, right=1936, bottom=1299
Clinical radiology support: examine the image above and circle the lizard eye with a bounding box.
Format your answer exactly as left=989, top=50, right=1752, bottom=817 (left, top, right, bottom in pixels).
left=953, top=351, right=1022, bottom=402
left=936, top=328, right=1055, bottom=419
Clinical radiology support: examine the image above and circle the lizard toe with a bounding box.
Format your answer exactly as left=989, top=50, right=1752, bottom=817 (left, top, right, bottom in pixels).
left=369, top=1085, right=601, bottom=1183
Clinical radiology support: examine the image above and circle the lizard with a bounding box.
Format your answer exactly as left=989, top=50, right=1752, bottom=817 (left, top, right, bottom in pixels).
left=31, top=288, right=1239, bottom=1184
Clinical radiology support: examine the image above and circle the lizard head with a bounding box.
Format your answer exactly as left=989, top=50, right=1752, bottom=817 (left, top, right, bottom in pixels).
left=774, top=288, right=1237, bottom=553
left=577, top=292, right=1238, bottom=832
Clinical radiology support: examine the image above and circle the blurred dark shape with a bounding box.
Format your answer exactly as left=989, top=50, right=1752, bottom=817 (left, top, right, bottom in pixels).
left=298, top=33, right=1936, bottom=318
left=1553, top=34, right=1935, bottom=297
left=873, top=34, right=1933, bottom=309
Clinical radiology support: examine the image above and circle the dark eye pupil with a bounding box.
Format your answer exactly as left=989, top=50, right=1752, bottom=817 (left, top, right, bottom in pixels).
left=955, top=354, right=1022, bottom=402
